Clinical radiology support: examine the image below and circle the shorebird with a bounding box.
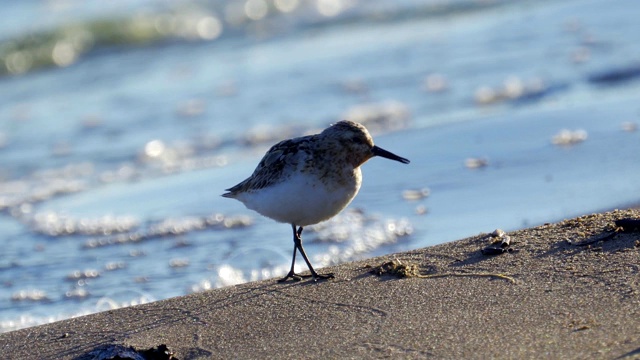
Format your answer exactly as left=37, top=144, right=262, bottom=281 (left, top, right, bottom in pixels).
left=223, top=120, right=410, bottom=282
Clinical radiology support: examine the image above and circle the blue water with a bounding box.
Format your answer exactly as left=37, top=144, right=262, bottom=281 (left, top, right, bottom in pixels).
left=1, top=0, right=640, bottom=332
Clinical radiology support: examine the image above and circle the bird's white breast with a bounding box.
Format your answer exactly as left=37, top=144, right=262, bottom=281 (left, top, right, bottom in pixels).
left=235, top=169, right=362, bottom=226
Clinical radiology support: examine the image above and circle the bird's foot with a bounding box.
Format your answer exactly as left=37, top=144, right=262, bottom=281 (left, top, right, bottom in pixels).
left=278, top=271, right=312, bottom=283
left=277, top=271, right=334, bottom=283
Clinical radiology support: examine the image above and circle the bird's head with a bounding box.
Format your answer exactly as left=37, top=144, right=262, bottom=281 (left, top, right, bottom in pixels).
left=322, top=120, right=410, bottom=167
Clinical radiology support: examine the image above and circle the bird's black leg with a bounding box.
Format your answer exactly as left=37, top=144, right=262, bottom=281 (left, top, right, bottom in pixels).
left=278, top=225, right=334, bottom=282
left=295, top=226, right=334, bottom=281
left=278, top=224, right=310, bottom=282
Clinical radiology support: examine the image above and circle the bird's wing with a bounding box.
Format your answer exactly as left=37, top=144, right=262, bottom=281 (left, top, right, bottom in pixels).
left=222, top=136, right=313, bottom=197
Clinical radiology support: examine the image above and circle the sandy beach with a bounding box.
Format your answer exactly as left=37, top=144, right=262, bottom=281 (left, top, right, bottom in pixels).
left=1, top=209, right=639, bottom=359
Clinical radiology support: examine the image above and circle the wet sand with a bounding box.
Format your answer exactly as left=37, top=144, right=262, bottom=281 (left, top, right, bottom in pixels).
left=1, top=209, right=639, bottom=359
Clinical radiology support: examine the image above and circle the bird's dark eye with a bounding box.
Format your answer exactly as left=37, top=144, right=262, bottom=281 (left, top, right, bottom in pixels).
left=352, top=137, right=362, bottom=144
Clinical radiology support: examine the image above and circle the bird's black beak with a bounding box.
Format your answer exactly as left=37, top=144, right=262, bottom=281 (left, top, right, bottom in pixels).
left=372, top=145, right=410, bottom=164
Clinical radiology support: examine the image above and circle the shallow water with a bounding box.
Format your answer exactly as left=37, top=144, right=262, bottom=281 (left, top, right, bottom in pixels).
left=1, top=0, right=640, bottom=331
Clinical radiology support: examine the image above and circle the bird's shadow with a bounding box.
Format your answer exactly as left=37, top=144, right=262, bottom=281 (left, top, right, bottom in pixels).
left=538, top=227, right=639, bottom=259
left=615, top=346, right=640, bottom=359
left=450, top=222, right=640, bottom=266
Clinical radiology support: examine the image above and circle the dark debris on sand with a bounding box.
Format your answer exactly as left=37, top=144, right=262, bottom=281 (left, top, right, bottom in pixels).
left=75, top=344, right=176, bottom=360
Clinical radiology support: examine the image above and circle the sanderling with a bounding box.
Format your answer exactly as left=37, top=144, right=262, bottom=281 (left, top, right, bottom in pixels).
left=223, top=120, right=410, bottom=282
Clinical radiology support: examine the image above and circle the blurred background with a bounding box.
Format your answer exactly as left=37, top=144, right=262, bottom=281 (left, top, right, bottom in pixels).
left=1, top=0, right=639, bottom=332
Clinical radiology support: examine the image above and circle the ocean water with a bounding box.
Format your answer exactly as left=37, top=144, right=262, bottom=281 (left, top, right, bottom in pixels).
left=1, top=0, right=639, bottom=332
